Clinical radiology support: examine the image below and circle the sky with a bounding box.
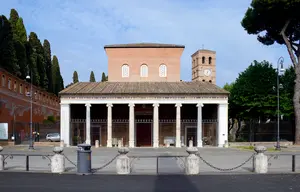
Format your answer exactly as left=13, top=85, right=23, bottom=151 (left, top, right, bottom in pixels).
left=0, top=0, right=291, bottom=87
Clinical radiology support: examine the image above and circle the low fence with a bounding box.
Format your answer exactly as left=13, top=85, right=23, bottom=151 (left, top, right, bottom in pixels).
left=0, top=146, right=299, bottom=175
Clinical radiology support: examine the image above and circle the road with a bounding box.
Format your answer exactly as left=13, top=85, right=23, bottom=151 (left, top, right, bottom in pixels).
left=0, top=172, right=299, bottom=192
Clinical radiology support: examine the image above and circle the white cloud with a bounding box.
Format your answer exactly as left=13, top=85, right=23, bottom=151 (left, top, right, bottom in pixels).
left=0, top=0, right=290, bottom=87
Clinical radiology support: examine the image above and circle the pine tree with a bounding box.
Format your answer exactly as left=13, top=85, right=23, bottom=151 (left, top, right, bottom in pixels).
left=73, top=71, right=79, bottom=83
left=0, top=15, right=19, bottom=75
left=101, top=72, right=107, bottom=82
left=89, top=71, right=96, bottom=82
left=43, top=39, right=53, bottom=92
left=52, top=55, right=64, bottom=95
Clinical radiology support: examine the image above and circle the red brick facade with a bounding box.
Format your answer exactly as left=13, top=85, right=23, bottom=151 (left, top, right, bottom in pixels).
left=0, top=68, right=60, bottom=140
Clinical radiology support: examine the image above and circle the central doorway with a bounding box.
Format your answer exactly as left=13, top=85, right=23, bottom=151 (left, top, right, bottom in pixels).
left=185, top=126, right=197, bottom=146
left=135, top=113, right=152, bottom=147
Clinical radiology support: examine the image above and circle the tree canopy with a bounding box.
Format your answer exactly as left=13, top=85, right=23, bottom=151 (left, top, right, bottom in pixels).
left=0, top=9, right=64, bottom=95
left=73, top=71, right=79, bottom=83
left=89, top=71, right=96, bottom=82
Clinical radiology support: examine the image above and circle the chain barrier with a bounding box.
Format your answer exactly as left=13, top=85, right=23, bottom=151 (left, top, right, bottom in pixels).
left=91, top=154, right=120, bottom=173
left=268, top=154, right=279, bottom=166
left=196, top=152, right=255, bottom=171
left=175, top=157, right=186, bottom=170
left=63, top=154, right=77, bottom=167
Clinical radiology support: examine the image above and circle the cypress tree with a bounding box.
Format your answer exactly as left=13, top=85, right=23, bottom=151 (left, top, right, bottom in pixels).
left=89, top=71, right=96, bottom=82
left=43, top=39, right=53, bottom=92
left=101, top=72, right=107, bottom=82
left=73, top=71, right=79, bottom=83
left=52, top=55, right=64, bottom=95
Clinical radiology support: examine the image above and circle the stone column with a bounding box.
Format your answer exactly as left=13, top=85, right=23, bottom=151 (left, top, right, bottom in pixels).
left=85, top=103, right=91, bottom=145
left=217, top=103, right=228, bottom=147
left=0, top=146, right=4, bottom=171
left=60, top=104, right=70, bottom=147
left=253, top=146, right=268, bottom=173
left=175, top=103, right=182, bottom=148
left=128, top=103, right=135, bottom=148
left=196, top=103, right=204, bottom=147
left=107, top=103, right=113, bottom=147
left=153, top=103, right=159, bottom=148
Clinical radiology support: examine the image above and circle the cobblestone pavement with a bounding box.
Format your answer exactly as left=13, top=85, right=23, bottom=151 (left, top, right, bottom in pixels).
left=1, top=146, right=300, bottom=174
left=0, top=172, right=300, bottom=192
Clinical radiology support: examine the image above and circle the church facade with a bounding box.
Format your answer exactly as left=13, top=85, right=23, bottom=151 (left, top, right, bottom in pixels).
left=59, top=43, right=229, bottom=148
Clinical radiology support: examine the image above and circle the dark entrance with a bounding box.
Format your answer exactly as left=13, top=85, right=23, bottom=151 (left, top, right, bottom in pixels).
left=186, top=127, right=197, bottom=146
left=136, top=122, right=152, bottom=147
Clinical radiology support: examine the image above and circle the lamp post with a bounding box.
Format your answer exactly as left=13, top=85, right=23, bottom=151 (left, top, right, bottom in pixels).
left=275, top=57, right=285, bottom=150
left=26, top=71, right=34, bottom=150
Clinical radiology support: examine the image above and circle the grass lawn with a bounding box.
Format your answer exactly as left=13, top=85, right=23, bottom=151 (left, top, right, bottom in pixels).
left=231, top=145, right=280, bottom=152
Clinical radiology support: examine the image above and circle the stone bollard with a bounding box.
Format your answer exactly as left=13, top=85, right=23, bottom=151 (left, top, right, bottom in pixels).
left=116, top=147, right=130, bottom=175
left=0, top=146, right=4, bottom=171
left=224, top=140, right=229, bottom=148
left=166, top=141, right=170, bottom=148
left=60, top=140, right=64, bottom=148
left=189, top=140, right=193, bottom=147
left=253, top=146, right=268, bottom=174
left=95, top=140, right=99, bottom=148
left=185, top=147, right=200, bottom=175
left=51, top=147, right=65, bottom=173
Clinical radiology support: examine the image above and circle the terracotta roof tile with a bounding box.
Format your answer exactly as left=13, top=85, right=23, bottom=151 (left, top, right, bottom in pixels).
left=104, top=43, right=185, bottom=49
left=59, top=82, right=229, bottom=96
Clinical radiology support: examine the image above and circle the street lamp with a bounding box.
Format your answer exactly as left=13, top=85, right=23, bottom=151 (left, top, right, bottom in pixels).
left=275, top=57, right=285, bottom=150
left=26, top=71, right=34, bottom=150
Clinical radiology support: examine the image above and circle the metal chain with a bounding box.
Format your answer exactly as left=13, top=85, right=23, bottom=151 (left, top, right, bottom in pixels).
left=175, top=157, right=185, bottom=170
left=196, top=153, right=255, bottom=171
left=63, top=154, right=77, bottom=167
left=91, top=154, right=120, bottom=173
left=268, top=154, right=279, bottom=166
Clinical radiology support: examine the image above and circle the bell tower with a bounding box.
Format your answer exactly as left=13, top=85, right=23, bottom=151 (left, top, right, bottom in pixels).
left=191, top=49, right=216, bottom=84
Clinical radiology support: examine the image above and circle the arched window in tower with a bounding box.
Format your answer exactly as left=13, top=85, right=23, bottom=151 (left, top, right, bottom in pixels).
left=140, top=64, right=148, bottom=77
left=209, top=57, right=212, bottom=64
left=202, top=56, right=205, bottom=64
left=121, top=64, right=129, bottom=77
left=159, top=64, right=167, bottom=77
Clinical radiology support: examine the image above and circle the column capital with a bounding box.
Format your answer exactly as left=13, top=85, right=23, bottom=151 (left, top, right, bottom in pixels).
left=128, top=103, right=135, bottom=107
left=196, top=103, right=204, bottom=107
left=106, top=103, right=113, bottom=107
left=153, top=103, right=159, bottom=107
left=60, top=103, right=70, bottom=106
left=85, top=103, right=91, bottom=107
left=175, top=103, right=182, bottom=108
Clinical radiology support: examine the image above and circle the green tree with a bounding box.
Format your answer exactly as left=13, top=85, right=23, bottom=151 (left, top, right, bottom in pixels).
left=101, top=72, right=108, bottom=82
left=0, top=15, right=19, bottom=75
left=43, top=39, right=53, bottom=92
left=28, top=32, right=47, bottom=88
left=73, top=71, right=79, bottom=83
left=241, top=0, right=300, bottom=143
left=90, top=71, right=96, bottom=82
left=52, top=55, right=64, bottom=95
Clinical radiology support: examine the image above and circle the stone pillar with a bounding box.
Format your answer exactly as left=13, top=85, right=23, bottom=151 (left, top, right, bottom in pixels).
left=0, top=146, right=4, bottom=171
left=85, top=103, right=91, bottom=145
left=128, top=103, right=135, bottom=148
left=116, top=147, right=130, bottom=174
left=185, top=147, right=200, bottom=175
left=107, top=103, right=113, bottom=147
left=60, top=104, right=70, bottom=147
left=196, top=103, right=204, bottom=147
left=153, top=103, right=159, bottom=148
left=175, top=103, right=182, bottom=148
left=217, top=103, right=228, bottom=147
left=51, top=147, right=65, bottom=173
left=253, top=146, right=268, bottom=173
left=95, top=140, right=99, bottom=148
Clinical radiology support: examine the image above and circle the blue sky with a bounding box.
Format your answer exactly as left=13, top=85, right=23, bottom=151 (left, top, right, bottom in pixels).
left=0, top=0, right=290, bottom=87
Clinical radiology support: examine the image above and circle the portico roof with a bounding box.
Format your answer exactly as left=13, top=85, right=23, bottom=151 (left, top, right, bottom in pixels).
left=59, top=81, right=229, bottom=96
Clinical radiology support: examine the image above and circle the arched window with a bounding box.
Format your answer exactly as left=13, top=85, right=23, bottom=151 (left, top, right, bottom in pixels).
left=140, top=64, right=148, bottom=77
left=209, top=57, right=212, bottom=64
left=202, top=56, right=205, bottom=64
left=1, top=75, right=5, bottom=87
left=8, top=78, right=11, bottom=89
left=159, top=64, right=167, bottom=77
left=121, top=64, right=129, bottom=77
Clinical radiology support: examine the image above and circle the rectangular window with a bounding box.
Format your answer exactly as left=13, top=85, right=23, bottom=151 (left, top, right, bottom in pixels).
left=19, top=84, right=23, bottom=94
left=8, top=78, right=11, bottom=89
left=14, top=81, right=17, bottom=92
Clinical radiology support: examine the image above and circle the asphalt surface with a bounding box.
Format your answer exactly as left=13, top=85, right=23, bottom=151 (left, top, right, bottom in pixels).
left=0, top=172, right=300, bottom=192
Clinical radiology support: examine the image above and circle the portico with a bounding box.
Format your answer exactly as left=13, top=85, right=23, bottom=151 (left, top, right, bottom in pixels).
left=59, top=82, right=229, bottom=148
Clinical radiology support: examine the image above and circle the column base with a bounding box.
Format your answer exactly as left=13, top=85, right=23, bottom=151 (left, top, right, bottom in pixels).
left=107, top=140, right=112, bottom=147
left=197, top=140, right=203, bottom=147
left=153, top=141, right=159, bottom=148
left=85, top=140, right=91, bottom=145
left=218, top=144, right=224, bottom=148
left=176, top=140, right=181, bottom=148
left=129, top=140, right=135, bottom=148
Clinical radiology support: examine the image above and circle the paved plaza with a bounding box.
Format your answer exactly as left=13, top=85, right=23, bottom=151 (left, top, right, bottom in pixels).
left=1, top=146, right=300, bottom=174
left=0, top=172, right=299, bottom=192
